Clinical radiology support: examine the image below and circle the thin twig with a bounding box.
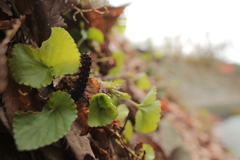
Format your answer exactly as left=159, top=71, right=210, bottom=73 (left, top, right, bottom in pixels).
left=120, top=109, right=132, bottom=134
left=105, top=127, right=142, bottom=160
left=117, top=137, right=142, bottom=160
left=73, top=6, right=108, bottom=23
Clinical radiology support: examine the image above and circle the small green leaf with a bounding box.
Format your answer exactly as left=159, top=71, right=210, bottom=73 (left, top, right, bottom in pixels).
left=141, top=86, right=157, bottom=106
left=135, top=101, right=160, bottom=133
left=141, top=52, right=152, bottom=61
left=9, top=27, right=80, bottom=88
left=87, top=27, right=104, bottom=43
left=123, top=120, right=133, bottom=142
left=117, top=104, right=129, bottom=123
left=135, top=87, right=161, bottom=133
left=143, top=144, right=155, bottom=160
left=111, top=79, right=125, bottom=85
left=111, top=95, right=119, bottom=106
left=134, top=73, right=151, bottom=90
left=114, top=90, right=131, bottom=100
left=87, top=93, right=118, bottom=127
left=119, top=92, right=131, bottom=100
left=75, top=22, right=89, bottom=47
left=13, top=91, right=77, bottom=151
left=80, top=29, right=88, bottom=41
left=114, top=14, right=127, bottom=34
left=101, top=80, right=122, bottom=90
left=108, top=50, right=124, bottom=76
left=153, top=51, right=163, bottom=60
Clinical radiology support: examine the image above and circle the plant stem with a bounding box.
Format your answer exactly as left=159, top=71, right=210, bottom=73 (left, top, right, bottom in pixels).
left=126, top=99, right=140, bottom=108
left=77, top=38, right=86, bottom=47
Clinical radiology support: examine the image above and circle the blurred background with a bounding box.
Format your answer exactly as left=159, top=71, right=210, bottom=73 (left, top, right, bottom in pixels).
left=110, top=0, right=240, bottom=158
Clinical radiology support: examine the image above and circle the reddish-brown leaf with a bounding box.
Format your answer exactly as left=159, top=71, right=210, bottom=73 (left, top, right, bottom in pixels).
left=84, top=5, right=127, bottom=34
left=160, top=97, right=169, bottom=112
left=85, top=77, right=100, bottom=99
left=102, top=5, right=128, bottom=34
left=110, top=120, right=121, bottom=130
left=75, top=101, right=91, bottom=136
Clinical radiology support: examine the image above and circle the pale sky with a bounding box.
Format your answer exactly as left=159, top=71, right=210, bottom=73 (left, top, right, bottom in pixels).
left=109, top=0, right=240, bottom=64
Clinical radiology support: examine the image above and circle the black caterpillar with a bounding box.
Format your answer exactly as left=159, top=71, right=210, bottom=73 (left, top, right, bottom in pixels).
left=70, top=52, right=92, bottom=101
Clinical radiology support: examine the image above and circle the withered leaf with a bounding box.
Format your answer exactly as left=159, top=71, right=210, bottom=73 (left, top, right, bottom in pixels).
left=75, top=101, right=90, bottom=136
left=102, top=5, right=128, bottom=34
left=0, top=17, right=25, bottom=29
left=0, top=0, right=12, bottom=16
left=84, top=5, right=127, bottom=34
left=85, top=77, right=100, bottom=99
left=2, top=78, right=20, bottom=125
left=65, top=121, right=95, bottom=160
left=33, top=0, right=79, bottom=45
left=15, top=0, right=34, bottom=15
left=0, top=18, right=23, bottom=94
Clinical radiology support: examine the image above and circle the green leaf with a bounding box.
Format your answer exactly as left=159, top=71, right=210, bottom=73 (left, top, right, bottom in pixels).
left=123, top=120, right=133, bottom=142
left=13, top=91, right=77, bottom=151
left=119, top=92, right=131, bottom=100
left=108, top=50, right=124, bottom=76
left=111, top=95, right=119, bottom=106
left=87, top=93, right=118, bottom=127
left=69, top=28, right=81, bottom=43
left=77, top=22, right=88, bottom=47
left=87, top=27, right=104, bottom=43
left=141, top=52, right=152, bottom=61
left=8, top=27, right=80, bottom=88
left=141, top=86, right=157, bottom=106
left=117, top=104, right=129, bottom=123
left=135, top=101, right=160, bottom=133
left=134, top=73, right=151, bottom=90
left=153, top=51, right=163, bottom=60
left=114, top=14, right=127, bottom=34
left=80, top=29, right=88, bottom=41
left=135, top=87, right=161, bottom=133
left=114, top=90, right=131, bottom=100
left=143, top=144, right=155, bottom=160
left=110, top=79, right=125, bottom=85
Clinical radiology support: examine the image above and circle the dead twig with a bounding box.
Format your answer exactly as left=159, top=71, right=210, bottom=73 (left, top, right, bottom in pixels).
left=73, top=5, right=108, bottom=23
left=104, top=127, right=143, bottom=160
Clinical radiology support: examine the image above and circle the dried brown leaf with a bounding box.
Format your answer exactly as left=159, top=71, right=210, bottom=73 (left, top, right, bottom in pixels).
left=84, top=11, right=105, bottom=33
left=89, top=128, right=110, bottom=159
left=15, top=0, right=34, bottom=15
left=75, top=101, right=90, bottom=136
left=17, top=87, right=47, bottom=112
left=85, top=77, right=100, bottom=99
left=2, top=78, right=20, bottom=125
left=84, top=5, right=127, bottom=34
left=0, top=18, right=23, bottom=93
left=0, top=107, right=11, bottom=132
left=102, top=5, right=127, bottom=34
left=0, top=0, right=12, bottom=16
left=0, top=17, right=25, bottom=29
left=65, top=121, right=95, bottom=160
left=33, top=0, right=79, bottom=45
